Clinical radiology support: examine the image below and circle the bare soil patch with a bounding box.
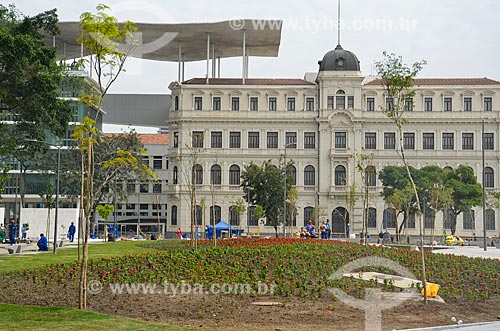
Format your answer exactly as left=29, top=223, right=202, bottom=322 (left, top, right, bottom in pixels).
left=2, top=281, right=499, bottom=331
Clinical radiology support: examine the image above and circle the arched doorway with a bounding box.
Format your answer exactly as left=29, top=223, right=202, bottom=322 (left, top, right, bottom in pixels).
left=332, top=207, right=348, bottom=235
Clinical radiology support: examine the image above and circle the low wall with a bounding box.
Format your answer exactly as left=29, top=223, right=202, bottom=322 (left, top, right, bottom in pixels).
left=20, top=208, right=79, bottom=242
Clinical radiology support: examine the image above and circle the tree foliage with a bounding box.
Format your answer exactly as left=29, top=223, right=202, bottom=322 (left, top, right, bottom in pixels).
left=442, top=165, right=482, bottom=234
left=380, top=165, right=482, bottom=235
left=0, top=4, right=71, bottom=155
left=241, top=160, right=292, bottom=237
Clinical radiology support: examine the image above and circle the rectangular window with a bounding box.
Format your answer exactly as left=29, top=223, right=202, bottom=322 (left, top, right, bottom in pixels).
left=248, top=132, right=260, bottom=148
left=304, top=132, right=316, bottom=149
left=365, top=132, right=377, bottom=150
left=336, top=96, right=345, bottom=109
left=153, top=182, right=162, bottom=193
left=484, top=133, right=494, bottom=150
left=335, top=132, right=347, bottom=149
left=442, top=133, right=454, bottom=150
left=153, top=156, right=162, bottom=170
left=231, top=97, right=240, bottom=111
left=462, top=133, right=474, bottom=150
left=386, top=97, right=394, bottom=111
left=212, top=96, right=221, bottom=111
left=384, top=133, right=396, bottom=150
left=405, top=98, right=413, bottom=111
left=250, top=97, right=259, bottom=111
left=306, top=97, right=315, bottom=111
left=327, top=96, right=334, bottom=109
left=347, top=96, right=354, bottom=109
left=140, top=203, right=149, bottom=210
left=287, top=97, right=296, bottom=111
left=229, top=132, right=241, bottom=148
left=194, top=96, right=202, bottom=111
left=424, top=97, right=433, bottom=111
left=268, top=97, right=277, bottom=111
left=444, top=97, right=452, bottom=111
left=211, top=131, right=222, bottom=148
left=423, top=133, right=435, bottom=150
left=192, top=131, right=204, bottom=148
left=464, top=97, right=472, bottom=112
left=366, top=97, right=375, bottom=111
left=173, top=132, right=178, bottom=148
left=140, top=183, right=149, bottom=193
left=285, top=132, right=297, bottom=148
left=127, top=181, right=135, bottom=194
left=484, top=97, right=492, bottom=111
left=267, top=132, right=278, bottom=149
left=403, top=133, right=415, bottom=150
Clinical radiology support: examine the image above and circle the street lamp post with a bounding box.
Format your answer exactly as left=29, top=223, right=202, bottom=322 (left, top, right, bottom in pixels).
left=53, top=145, right=61, bottom=254
left=283, top=141, right=295, bottom=238
left=247, top=189, right=250, bottom=236
left=482, top=117, right=487, bottom=252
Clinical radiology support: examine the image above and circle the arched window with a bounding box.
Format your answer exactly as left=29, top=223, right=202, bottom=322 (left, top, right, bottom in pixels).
left=443, top=166, right=453, bottom=171
left=229, top=165, right=240, bottom=185
left=210, top=205, right=222, bottom=223
left=248, top=206, right=258, bottom=226
left=365, top=166, right=376, bottom=187
left=288, top=165, right=297, bottom=186
left=332, top=207, right=349, bottom=233
left=196, top=205, right=202, bottom=225
left=173, top=166, right=178, bottom=184
left=484, top=167, right=494, bottom=188
left=383, top=208, right=396, bottom=228
left=210, top=164, right=221, bottom=185
left=335, top=165, right=346, bottom=185
left=171, top=205, right=177, bottom=225
left=368, top=207, right=377, bottom=228
left=486, top=209, right=496, bottom=230
left=229, top=206, right=239, bottom=226
left=174, top=95, right=179, bottom=110
left=192, top=164, right=203, bottom=185
left=304, top=206, right=314, bottom=226
left=463, top=209, right=475, bottom=230
left=304, top=165, right=315, bottom=186
left=336, top=90, right=345, bottom=109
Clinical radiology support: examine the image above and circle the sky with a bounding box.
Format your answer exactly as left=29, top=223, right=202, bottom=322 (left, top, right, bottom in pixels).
left=8, top=0, right=500, bottom=131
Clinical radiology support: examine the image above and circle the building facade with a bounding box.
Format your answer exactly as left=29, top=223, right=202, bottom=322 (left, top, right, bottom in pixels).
left=166, top=44, right=500, bottom=238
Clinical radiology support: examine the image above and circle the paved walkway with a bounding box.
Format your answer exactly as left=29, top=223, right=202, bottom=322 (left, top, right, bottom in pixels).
left=432, top=246, right=500, bottom=260
left=398, top=321, right=500, bottom=330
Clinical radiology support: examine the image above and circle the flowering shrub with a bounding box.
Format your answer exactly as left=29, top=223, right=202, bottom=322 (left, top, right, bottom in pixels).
left=19, top=239, right=500, bottom=300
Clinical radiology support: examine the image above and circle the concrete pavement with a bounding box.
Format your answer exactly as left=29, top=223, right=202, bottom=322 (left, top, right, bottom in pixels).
left=432, top=246, right=500, bottom=260
left=397, top=321, right=500, bottom=331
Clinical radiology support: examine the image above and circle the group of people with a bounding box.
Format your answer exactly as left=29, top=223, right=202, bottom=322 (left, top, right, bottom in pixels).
left=298, top=219, right=332, bottom=239
left=0, top=219, right=77, bottom=252
left=176, top=225, right=216, bottom=240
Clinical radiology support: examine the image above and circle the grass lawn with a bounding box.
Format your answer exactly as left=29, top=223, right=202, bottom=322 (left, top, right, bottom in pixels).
left=0, top=304, right=224, bottom=331
left=0, top=240, right=177, bottom=274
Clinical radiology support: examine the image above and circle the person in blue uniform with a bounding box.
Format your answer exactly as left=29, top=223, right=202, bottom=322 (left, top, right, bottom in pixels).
left=9, top=219, right=16, bottom=245
left=37, top=233, right=48, bottom=251
left=68, top=222, right=76, bottom=242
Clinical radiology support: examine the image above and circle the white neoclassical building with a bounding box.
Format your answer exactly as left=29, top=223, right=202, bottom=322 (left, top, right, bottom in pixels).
left=166, top=42, right=500, bottom=238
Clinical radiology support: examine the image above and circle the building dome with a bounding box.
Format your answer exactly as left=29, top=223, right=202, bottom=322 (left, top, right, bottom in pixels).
left=318, top=45, right=360, bottom=71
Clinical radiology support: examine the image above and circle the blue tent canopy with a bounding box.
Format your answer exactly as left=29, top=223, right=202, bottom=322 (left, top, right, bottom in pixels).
left=214, top=221, right=244, bottom=238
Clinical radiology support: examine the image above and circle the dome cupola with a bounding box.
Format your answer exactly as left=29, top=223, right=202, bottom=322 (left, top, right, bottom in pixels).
left=318, top=44, right=360, bottom=72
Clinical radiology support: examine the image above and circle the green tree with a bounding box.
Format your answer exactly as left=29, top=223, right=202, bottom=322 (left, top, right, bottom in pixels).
left=241, top=160, right=292, bottom=237
left=74, top=4, right=136, bottom=310
left=232, top=197, right=246, bottom=228
left=375, top=52, right=429, bottom=302
left=0, top=4, right=71, bottom=157
left=442, top=165, right=482, bottom=235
